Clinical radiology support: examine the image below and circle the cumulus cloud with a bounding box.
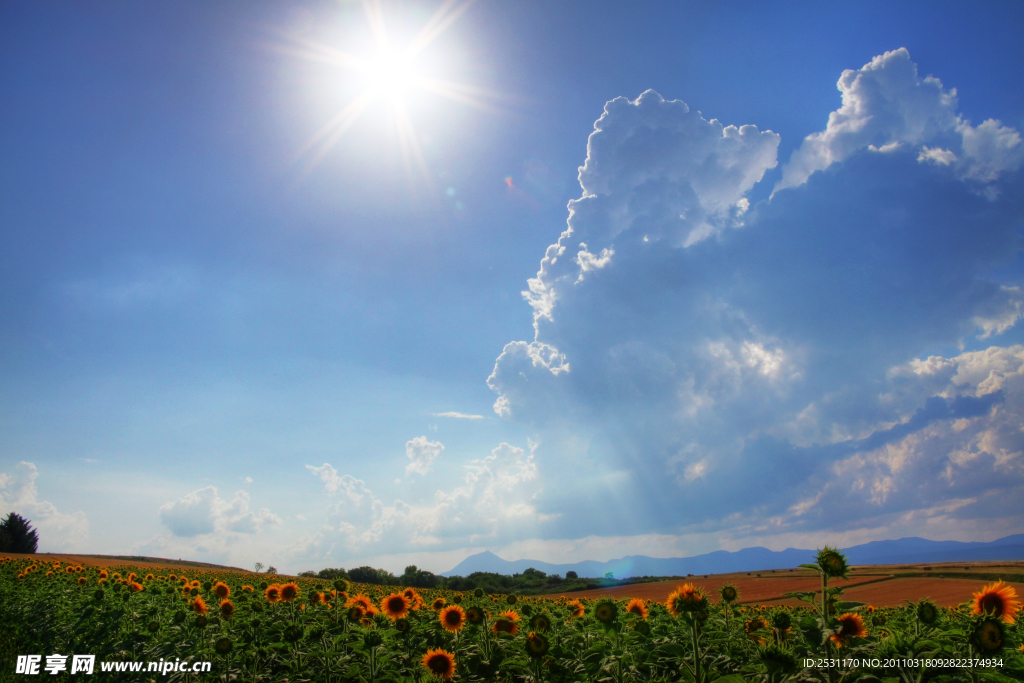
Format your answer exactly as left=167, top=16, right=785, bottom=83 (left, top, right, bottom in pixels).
left=405, top=436, right=445, bottom=475
left=487, top=49, right=1024, bottom=544
left=159, top=487, right=281, bottom=537
left=297, top=442, right=547, bottom=560
left=777, top=48, right=1023, bottom=191
left=0, top=462, right=90, bottom=552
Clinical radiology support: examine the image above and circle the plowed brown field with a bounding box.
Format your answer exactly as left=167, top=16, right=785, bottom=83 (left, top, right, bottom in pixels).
left=541, top=574, right=890, bottom=604
left=769, top=577, right=1024, bottom=608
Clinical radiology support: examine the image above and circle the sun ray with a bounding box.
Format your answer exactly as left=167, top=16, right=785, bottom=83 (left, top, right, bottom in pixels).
left=407, top=0, right=476, bottom=56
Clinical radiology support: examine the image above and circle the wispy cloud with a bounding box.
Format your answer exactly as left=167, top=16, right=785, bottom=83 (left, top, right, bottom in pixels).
left=432, top=412, right=485, bottom=420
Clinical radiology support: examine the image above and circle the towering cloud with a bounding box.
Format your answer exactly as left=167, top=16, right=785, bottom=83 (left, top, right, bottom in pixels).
left=489, top=49, right=1024, bottom=543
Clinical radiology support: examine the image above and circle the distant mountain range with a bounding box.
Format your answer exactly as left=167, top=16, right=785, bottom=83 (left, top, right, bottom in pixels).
left=442, top=534, right=1024, bottom=579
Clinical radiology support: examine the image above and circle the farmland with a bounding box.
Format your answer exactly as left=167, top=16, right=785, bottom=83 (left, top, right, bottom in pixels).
left=2, top=549, right=1022, bottom=682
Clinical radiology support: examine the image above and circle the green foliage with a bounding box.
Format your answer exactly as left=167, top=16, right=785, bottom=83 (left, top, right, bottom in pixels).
left=0, top=513, right=39, bottom=554
left=1, top=553, right=1020, bottom=683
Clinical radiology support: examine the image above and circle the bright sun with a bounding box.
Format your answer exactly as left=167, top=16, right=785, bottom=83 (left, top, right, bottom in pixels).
left=282, top=0, right=492, bottom=178
left=363, top=48, right=419, bottom=98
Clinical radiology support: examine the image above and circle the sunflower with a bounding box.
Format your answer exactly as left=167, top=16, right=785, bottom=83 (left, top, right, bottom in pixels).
left=666, top=584, right=707, bottom=617
left=347, top=594, right=375, bottom=611
left=815, top=547, right=850, bottom=579
left=972, top=581, right=1020, bottom=624
left=381, top=593, right=411, bottom=620
left=529, top=613, right=552, bottom=632
left=280, top=582, right=300, bottom=602
left=492, top=609, right=520, bottom=636
left=916, top=599, right=940, bottom=625
left=220, top=599, right=235, bottom=619
left=506, top=594, right=518, bottom=605
left=432, top=597, right=447, bottom=611
left=758, top=644, right=798, bottom=675
left=395, top=617, right=411, bottom=633
left=568, top=599, right=585, bottom=618
left=745, top=616, right=771, bottom=643
left=625, top=599, right=648, bottom=620
left=309, top=591, right=326, bottom=606
left=242, top=585, right=254, bottom=593
left=525, top=631, right=550, bottom=658
left=265, top=584, right=282, bottom=604
left=594, top=599, right=618, bottom=624
left=99, top=570, right=108, bottom=579
left=214, top=582, right=230, bottom=599
left=191, top=596, right=209, bottom=615
left=77, top=576, right=87, bottom=585
left=830, top=612, right=867, bottom=648
left=129, top=581, right=144, bottom=593
left=439, top=605, right=466, bottom=633
left=145, top=574, right=155, bottom=581
left=348, top=605, right=366, bottom=622
left=465, top=606, right=484, bottom=625
left=65, top=566, right=75, bottom=574
left=214, top=637, right=233, bottom=656
left=474, top=588, right=484, bottom=598
left=972, top=617, right=1006, bottom=653
left=421, top=648, right=456, bottom=680
left=719, top=584, right=739, bottom=603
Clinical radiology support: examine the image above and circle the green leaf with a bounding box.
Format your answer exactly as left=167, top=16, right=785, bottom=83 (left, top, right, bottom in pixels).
left=710, top=676, right=747, bottom=683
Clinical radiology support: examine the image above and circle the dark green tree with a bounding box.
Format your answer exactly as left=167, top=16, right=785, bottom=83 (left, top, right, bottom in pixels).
left=0, top=513, right=39, bottom=553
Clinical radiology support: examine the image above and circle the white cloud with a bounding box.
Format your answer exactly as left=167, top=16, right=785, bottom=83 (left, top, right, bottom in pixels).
left=486, top=49, right=1024, bottom=546
left=432, top=412, right=485, bottom=420
left=776, top=48, right=1022, bottom=192
left=295, top=442, right=547, bottom=562
left=405, top=436, right=444, bottom=475
left=158, top=487, right=281, bottom=537
left=0, top=462, right=90, bottom=552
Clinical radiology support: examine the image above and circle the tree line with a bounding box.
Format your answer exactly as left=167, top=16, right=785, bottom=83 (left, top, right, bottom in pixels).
left=295, top=563, right=680, bottom=596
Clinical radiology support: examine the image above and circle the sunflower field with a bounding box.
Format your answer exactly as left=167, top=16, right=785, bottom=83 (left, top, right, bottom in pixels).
left=1, top=549, right=1022, bottom=683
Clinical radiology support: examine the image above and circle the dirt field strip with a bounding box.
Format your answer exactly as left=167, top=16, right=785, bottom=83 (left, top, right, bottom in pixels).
left=540, top=574, right=891, bottom=604
left=765, top=577, right=1024, bottom=608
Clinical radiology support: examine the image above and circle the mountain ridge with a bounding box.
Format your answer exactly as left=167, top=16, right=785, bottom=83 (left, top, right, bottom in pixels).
left=442, top=534, right=1024, bottom=578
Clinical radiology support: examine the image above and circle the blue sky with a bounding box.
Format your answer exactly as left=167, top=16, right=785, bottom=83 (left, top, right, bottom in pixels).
left=2, top=0, right=1023, bottom=575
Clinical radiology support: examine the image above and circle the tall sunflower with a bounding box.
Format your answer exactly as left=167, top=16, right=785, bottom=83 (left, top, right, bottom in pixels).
left=214, top=582, right=230, bottom=599
left=265, top=584, right=282, bottom=604
left=719, top=584, right=739, bottom=603
left=567, top=599, right=585, bottom=619
left=666, top=584, right=707, bottom=617
left=220, top=599, right=235, bottom=619
left=971, top=580, right=1020, bottom=624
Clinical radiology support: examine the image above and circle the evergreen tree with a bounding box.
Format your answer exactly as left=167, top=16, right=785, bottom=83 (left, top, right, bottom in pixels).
left=0, top=513, right=39, bottom=553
